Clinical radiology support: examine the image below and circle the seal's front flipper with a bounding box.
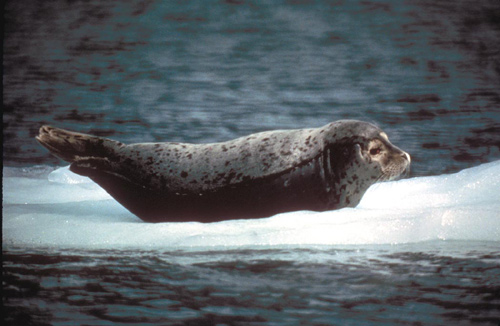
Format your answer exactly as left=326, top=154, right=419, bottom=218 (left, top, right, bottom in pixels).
left=70, top=158, right=162, bottom=222
left=70, top=157, right=116, bottom=177
left=70, top=158, right=143, bottom=193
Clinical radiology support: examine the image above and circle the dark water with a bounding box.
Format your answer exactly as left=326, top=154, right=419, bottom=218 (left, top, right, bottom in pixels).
left=3, top=243, right=500, bottom=326
left=3, top=0, right=500, bottom=325
left=3, top=0, right=500, bottom=175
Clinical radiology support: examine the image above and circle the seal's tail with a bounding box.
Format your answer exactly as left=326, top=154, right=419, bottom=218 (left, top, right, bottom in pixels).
left=36, top=125, right=123, bottom=163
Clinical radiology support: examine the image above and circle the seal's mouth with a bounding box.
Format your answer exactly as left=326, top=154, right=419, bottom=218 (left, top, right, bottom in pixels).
left=400, top=164, right=411, bottom=179
left=380, top=160, right=411, bottom=181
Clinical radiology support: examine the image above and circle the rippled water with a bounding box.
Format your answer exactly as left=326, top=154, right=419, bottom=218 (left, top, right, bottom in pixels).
left=4, top=0, right=500, bottom=175
left=4, top=243, right=500, bottom=326
left=3, top=0, right=500, bottom=325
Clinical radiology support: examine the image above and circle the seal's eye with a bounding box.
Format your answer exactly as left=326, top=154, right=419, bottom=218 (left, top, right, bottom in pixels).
left=370, top=148, right=381, bottom=155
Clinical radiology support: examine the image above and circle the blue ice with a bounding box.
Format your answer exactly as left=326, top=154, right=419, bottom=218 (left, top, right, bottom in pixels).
left=3, top=161, right=499, bottom=250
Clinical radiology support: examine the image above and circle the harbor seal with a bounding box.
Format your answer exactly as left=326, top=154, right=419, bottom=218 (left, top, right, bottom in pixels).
left=36, top=120, right=410, bottom=222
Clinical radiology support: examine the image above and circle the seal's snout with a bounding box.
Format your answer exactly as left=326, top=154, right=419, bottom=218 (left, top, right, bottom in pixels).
left=401, top=151, right=411, bottom=178
left=402, top=151, right=411, bottom=163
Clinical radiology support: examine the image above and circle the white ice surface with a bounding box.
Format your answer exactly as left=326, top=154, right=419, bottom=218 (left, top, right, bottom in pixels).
left=3, top=161, right=499, bottom=250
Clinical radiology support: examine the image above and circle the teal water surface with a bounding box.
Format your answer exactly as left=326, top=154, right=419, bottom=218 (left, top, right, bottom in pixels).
left=4, top=0, right=500, bottom=175
left=3, top=0, right=500, bottom=325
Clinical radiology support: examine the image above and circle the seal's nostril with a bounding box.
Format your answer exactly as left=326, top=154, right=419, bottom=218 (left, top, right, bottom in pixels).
left=402, top=152, right=411, bottom=163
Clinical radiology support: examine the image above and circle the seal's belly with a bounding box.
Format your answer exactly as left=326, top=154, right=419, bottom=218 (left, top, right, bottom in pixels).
left=89, top=153, right=334, bottom=222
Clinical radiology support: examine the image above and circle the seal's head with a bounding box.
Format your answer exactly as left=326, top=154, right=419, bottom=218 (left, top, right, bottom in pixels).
left=327, top=120, right=410, bottom=182
left=361, top=129, right=411, bottom=181
left=320, top=120, right=411, bottom=208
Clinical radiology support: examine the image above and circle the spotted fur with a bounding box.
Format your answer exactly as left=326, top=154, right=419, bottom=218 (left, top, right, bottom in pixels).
left=36, top=120, right=410, bottom=222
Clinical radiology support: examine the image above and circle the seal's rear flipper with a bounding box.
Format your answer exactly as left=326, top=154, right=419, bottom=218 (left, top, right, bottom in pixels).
left=36, top=125, right=123, bottom=163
